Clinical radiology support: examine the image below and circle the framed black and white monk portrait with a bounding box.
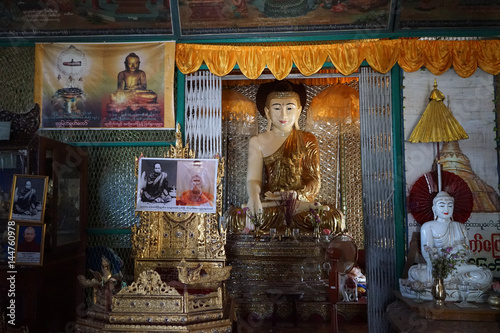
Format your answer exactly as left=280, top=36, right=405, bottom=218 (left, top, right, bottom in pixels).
left=136, top=158, right=178, bottom=212
left=9, top=175, right=49, bottom=224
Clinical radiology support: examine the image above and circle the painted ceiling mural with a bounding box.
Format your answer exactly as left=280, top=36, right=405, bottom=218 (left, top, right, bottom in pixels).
left=0, top=1, right=499, bottom=38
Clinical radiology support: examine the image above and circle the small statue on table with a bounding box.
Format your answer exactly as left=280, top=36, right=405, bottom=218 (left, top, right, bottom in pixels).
left=77, top=254, right=124, bottom=312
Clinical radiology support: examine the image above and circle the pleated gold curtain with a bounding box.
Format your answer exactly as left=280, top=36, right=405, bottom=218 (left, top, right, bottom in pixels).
left=176, top=39, right=500, bottom=79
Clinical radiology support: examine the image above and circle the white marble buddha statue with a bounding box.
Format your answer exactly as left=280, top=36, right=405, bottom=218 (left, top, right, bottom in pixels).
left=225, top=81, right=343, bottom=233
left=408, top=191, right=493, bottom=288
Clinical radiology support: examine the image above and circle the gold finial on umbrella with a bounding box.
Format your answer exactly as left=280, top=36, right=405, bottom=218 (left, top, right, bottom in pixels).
left=409, top=79, right=469, bottom=143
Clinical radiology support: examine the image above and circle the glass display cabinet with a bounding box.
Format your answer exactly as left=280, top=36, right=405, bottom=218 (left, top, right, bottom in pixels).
left=0, top=107, right=88, bottom=332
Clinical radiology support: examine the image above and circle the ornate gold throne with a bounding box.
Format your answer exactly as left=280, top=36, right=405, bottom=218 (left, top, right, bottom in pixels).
left=76, top=125, right=232, bottom=332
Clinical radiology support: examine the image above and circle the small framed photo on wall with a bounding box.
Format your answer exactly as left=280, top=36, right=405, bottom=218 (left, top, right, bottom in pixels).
left=15, top=223, right=46, bottom=266
left=8, top=175, right=49, bottom=224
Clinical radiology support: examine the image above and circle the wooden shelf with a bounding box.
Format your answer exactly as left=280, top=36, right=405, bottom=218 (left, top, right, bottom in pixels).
left=394, top=291, right=500, bottom=322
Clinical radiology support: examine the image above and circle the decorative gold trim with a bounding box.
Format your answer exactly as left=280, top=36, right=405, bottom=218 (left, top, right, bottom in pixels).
left=177, top=259, right=232, bottom=284
left=112, top=295, right=184, bottom=314
left=108, top=311, right=224, bottom=324
left=76, top=318, right=232, bottom=333
left=118, top=270, right=180, bottom=296
left=168, top=123, right=197, bottom=159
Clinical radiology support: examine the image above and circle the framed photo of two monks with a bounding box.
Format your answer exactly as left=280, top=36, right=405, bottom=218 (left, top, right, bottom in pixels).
left=8, top=175, right=49, bottom=266
left=136, top=158, right=218, bottom=214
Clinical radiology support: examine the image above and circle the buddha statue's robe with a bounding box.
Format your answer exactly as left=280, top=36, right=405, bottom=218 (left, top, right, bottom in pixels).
left=110, top=70, right=157, bottom=104
left=118, top=70, right=147, bottom=92
left=226, top=128, right=343, bottom=233
left=263, top=128, right=319, bottom=202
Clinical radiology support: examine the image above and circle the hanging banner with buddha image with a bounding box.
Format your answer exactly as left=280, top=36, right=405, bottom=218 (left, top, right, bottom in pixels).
left=35, top=41, right=175, bottom=129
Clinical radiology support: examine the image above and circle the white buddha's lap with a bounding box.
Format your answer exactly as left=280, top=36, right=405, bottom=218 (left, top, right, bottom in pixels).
left=408, top=262, right=493, bottom=287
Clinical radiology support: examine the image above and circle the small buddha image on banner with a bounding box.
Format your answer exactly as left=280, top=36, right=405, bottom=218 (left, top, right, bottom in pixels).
left=35, top=42, right=175, bottom=129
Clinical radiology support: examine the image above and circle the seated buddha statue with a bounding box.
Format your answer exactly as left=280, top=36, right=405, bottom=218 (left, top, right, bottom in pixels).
left=408, top=191, right=492, bottom=288
left=110, top=52, right=157, bottom=105
left=226, top=81, right=343, bottom=234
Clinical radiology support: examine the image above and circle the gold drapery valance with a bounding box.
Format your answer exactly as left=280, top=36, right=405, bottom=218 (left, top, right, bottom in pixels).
left=176, top=39, right=500, bottom=79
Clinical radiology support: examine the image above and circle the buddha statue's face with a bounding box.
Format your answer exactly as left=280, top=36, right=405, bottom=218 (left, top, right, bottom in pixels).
left=265, top=96, right=302, bottom=132
left=125, top=56, right=140, bottom=72
left=433, top=197, right=454, bottom=220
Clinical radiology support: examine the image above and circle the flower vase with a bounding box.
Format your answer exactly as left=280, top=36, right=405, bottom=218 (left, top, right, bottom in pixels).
left=432, top=278, right=446, bottom=305
left=254, top=226, right=261, bottom=239
left=487, top=294, right=500, bottom=309
left=313, top=226, right=321, bottom=240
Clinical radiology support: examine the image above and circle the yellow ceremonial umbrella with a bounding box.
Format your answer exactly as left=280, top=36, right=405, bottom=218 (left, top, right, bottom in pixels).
left=409, top=79, right=468, bottom=143
left=409, top=79, right=469, bottom=192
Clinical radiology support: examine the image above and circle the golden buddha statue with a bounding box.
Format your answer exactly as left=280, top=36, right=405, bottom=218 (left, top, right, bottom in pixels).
left=226, top=81, right=342, bottom=234
left=110, top=52, right=157, bottom=105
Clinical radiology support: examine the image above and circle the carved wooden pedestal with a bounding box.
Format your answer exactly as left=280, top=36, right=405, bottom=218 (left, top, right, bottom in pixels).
left=226, top=235, right=332, bottom=323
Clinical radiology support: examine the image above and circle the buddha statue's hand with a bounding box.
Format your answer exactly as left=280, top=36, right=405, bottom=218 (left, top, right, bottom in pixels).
left=246, top=194, right=263, bottom=216
left=263, top=190, right=297, bottom=201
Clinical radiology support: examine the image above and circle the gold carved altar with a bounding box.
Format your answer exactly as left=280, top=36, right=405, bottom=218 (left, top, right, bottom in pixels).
left=76, top=126, right=232, bottom=332
left=225, top=234, right=333, bottom=322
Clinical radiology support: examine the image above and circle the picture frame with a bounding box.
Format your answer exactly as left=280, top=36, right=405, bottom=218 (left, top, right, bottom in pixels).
left=396, top=0, right=500, bottom=31
left=15, top=222, right=46, bottom=266
left=177, top=0, right=396, bottom=38
left=136, top=158, right=178, bottom=212
left=0, top=1, right=173, bottom=38
left=8, top=175, right=49, bottom=224
left=136, top=158, right=218, bottom=213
